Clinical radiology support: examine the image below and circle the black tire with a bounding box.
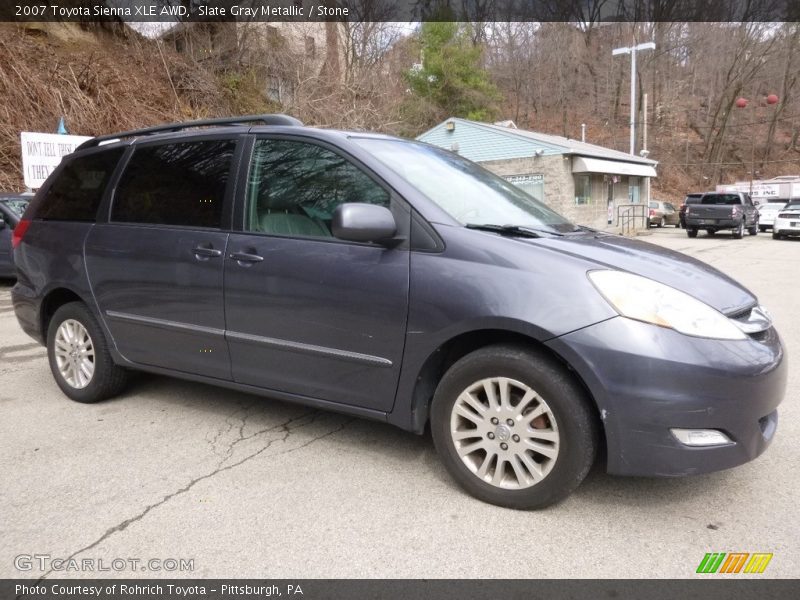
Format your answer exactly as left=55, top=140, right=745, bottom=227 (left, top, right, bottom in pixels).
left=687, top=228, right=698, bottom=238
left=658, top=217, right=665, bottom=228
left=759, top=226, right=767, bottom=233
left=749, top=224, right=758, bottom=236
left=773, top=231, right=782, bottom=240
left=430, top=344, right=599, bottom=510
left=47, top=301, right=128, bottom=403
left=706, top=229, right=716, bottom=236
left=732, top=222, right=744, bottom=239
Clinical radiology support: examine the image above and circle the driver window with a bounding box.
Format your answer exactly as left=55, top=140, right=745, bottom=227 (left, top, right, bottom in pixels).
left=245, top=139, right=390, bottom=238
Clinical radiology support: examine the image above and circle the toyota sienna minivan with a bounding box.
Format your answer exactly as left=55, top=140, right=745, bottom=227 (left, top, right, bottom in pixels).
left=11, top=115, right=786, bottom=509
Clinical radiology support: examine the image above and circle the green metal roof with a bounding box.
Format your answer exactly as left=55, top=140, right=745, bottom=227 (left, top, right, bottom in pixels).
left=417, top=118, right=657, bottom=166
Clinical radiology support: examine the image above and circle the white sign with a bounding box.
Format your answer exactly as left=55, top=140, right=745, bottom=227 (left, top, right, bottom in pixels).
left=21, top=132, right=92, bottom=189
left=792, top=183, right=800, bottom=199
left=715, top=181, right=780, bottom=199
left=750, top=183, right=780, bottom=199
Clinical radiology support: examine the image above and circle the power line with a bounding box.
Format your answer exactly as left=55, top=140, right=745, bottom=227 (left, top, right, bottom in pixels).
left=659, top=158, right=800, bottom=166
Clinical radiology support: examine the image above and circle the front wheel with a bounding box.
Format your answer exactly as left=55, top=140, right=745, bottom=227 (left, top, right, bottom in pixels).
left=47, top=302, right=129, bottom=403
left=430, top=345, right=599, bottom=509
left=748, top=222, right=758, bottom=236
left=687, top=228, right=698, bottom=238
left=773, top=231, right=782, bottom=240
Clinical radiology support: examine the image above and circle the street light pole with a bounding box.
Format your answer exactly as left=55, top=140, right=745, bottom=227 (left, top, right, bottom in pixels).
left=613, top=41, right=656, bottom=155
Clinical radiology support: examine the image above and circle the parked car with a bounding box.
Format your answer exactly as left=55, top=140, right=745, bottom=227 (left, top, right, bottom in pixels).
left=758, top=201, right=790, bottom=232
left=0, top=193, right=31, bottom=277
left=678, top=193, right=703, bottom=228
left=772, top=199, right=800, bottom=240
left=648, top=201, right=680, bottom=228
left=684, top=192, right=759, bottom=238
left=12, top=116, right=786, bottom=509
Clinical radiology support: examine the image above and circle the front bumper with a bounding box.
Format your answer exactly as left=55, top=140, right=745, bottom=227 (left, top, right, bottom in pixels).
left=546, top=316, right=786, bottom=477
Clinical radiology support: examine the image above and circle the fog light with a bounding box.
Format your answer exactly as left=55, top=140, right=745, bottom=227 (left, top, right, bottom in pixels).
left=671, top=428, right=732, bottom=447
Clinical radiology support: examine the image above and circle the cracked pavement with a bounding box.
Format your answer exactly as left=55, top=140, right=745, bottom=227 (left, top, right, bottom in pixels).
left=1, top=229, right=798, bottom=578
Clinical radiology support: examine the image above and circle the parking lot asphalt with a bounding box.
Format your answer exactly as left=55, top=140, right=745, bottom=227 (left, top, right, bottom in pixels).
left=1, top=227, right=798, bottom=579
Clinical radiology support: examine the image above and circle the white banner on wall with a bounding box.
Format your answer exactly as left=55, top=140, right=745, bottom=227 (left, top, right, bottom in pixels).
left=20, top=132, right=92, bottom=189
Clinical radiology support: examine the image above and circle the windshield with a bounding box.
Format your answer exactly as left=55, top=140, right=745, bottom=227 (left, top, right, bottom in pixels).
left=649, top=202, right=659, bottom=208
left=352, top=138, right=576, bottom=233
left=1, top=199, right=28, bottom=217
left=761, top=202, right=787, bottom=210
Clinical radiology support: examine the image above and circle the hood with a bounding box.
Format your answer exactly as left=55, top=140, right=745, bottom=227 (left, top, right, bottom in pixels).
left=531, top=233, right=756, bottom=315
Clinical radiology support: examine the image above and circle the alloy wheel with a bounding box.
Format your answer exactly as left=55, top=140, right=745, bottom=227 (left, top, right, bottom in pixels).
left=54, top=319, right=95, bottom=389
left=449, top=377, right=560, bottom=489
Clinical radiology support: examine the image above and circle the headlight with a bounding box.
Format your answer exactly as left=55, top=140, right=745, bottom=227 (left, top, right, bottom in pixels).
left=588, top=270, right=747, bottom=340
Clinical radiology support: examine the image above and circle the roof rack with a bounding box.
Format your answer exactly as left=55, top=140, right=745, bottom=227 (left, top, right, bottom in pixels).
left=76, top=114, right=303, bottom=150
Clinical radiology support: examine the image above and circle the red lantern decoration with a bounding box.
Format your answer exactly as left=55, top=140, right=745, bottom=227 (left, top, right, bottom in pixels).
left=766, top=94, right=779, bottom=105
left=735, top=97, right=748, bottom=108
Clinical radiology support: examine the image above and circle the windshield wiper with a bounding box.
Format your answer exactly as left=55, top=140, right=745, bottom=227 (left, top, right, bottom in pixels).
left=465, top=224, right=563, bottom=237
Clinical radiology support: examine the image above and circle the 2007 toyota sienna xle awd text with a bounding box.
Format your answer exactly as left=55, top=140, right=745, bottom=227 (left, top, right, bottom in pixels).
left=11, top=115, right=786, bottom=509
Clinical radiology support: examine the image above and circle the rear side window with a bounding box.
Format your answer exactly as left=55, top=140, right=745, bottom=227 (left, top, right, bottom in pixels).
left=36, top=149, right=123, bottom=222
left=112, top=140, right=236, bottom=228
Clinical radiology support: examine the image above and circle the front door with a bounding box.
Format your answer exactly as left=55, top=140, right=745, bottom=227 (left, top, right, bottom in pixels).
left=85, top=138, right=237, bottom=379
left=224, top=137, right=410, bottom=412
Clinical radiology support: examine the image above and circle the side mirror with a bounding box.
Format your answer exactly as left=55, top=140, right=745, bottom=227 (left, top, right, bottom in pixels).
left=332, top=203, right=397, bottom=244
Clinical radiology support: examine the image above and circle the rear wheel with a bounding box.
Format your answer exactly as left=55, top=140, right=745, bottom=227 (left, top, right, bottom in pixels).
left=748, top=222, right=758, bottom=236
left=687, top=228, right=698, bottom=238
left=658, top=217, right=665, bottom=228
left=732, top=221, right=744, bottom=239
left=430, top=345, right=599, bottom=509
left=47, top=302, right=129, bottom=403
left=773, top=231, right=782, bottom=240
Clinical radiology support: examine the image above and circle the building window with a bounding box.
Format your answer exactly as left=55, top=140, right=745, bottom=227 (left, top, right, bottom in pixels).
left=505, top=174, right=544, bottom=203
left=267, top=76, right=282, bottom=102
left=629, top=176, right=641, bottom=203
left=305, top=35, right=316, bottom=59
left=575, top=174, right=592, bottom=205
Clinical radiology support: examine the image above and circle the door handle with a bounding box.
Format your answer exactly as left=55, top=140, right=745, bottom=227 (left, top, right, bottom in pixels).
left=229, top=251, right=264, bottom=263
left=192, top=246, right=223, bottom=259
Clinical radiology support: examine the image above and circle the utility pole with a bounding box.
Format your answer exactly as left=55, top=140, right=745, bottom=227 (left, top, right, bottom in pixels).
left=612, top=41, right=656, bottom=155
left=642, top=93, right=648, bottom=153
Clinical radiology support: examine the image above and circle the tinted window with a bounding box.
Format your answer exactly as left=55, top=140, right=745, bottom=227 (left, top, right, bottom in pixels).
left=36, top=149, right=123, bottom=222
left=701, top=194, right=741, bottom=205
left=113, top=140, right=235, bottom=228
left=245, top=139, right=389, bottom=238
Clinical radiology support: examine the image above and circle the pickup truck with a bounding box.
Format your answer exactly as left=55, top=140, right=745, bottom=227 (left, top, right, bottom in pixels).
left=684, top=192, right=759, bottom=239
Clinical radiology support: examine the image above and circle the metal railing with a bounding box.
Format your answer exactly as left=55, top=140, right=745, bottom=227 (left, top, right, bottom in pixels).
left=616, top=204, right=648, bottom=235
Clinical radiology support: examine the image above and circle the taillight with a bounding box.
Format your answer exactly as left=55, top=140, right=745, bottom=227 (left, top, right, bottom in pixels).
left=649, top=209, right=656, bottom=216
left=732, top=206, right=741, bottom=216
left=11, top=219, right=30, bottom=248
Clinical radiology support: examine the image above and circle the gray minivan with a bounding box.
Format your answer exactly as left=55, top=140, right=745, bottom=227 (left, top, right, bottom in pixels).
left=11, top=115, right=786, bottom=509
